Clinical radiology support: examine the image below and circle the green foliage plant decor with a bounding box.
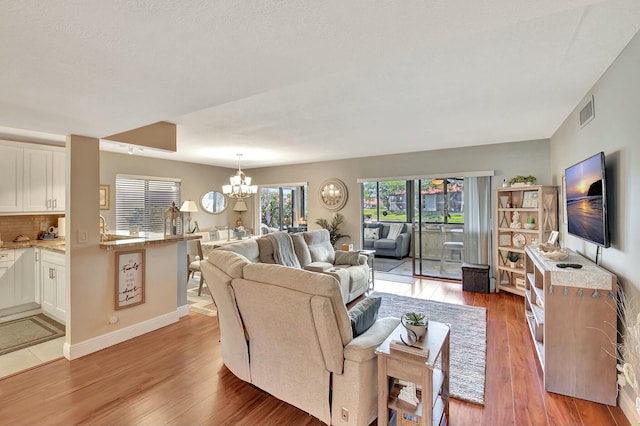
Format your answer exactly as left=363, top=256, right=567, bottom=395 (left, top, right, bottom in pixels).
left=507, top=251, right=520, bottom=262
left=403, top=312, right=426, bottom=326
left=315, top=213, right=350, bottom=246
left=526, top=216, right=535, bottom=224
left=509, top=175, right=537, bottom=186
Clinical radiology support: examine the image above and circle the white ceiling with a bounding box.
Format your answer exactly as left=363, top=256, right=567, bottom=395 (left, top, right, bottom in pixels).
left=1, top=1, right=639, bottom=168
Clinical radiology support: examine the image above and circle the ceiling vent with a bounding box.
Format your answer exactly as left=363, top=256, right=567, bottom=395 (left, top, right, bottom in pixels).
left=580, top=95, right=595, bottom=128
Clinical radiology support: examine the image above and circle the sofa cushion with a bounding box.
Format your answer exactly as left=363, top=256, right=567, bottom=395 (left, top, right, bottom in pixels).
left=387, top=223, right=404, bottom=240
left=348, top=296, right=381, bottom=337
left=374, top=239, right=398, bottom=250
left=364, top=228, right=380, bottom=240
left=256, top=236, right=276, bottom=264
left=291, top=233, right=312, bottom=267
left=219, top=238, right=260, bottom=263
left=334, top=250, right=361, bottom=266
left=304, top=229, right=336, bottom=264
left=304, top=262, right=334, bottom=273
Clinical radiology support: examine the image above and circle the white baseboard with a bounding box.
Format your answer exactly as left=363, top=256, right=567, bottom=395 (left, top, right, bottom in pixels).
left=64, top=310, right=181, bottom=360
left=177, top=303, right=190, bottom=318
left=619, top=391, right=639, bottom=426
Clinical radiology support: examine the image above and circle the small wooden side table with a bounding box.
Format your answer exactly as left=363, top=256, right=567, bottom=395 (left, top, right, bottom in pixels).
left=359, top=249, right=375, bottom=291
left=376, top=321, right=450, bottom=426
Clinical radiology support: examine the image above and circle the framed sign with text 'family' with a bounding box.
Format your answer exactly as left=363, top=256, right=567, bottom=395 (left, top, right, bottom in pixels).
left=115, top=249, right=145, bottom=310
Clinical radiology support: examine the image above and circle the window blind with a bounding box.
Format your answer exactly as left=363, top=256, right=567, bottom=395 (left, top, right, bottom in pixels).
left=115, top=175, right=181, bottom=233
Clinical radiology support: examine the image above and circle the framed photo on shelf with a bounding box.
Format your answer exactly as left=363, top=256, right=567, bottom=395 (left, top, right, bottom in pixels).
left=99, top=184, right=110, bottom=210
left=522, top=191, right=539, bottom=208
left=115, top=250, right=145, bottom=310
left=548, top=231, right=559, bottom=246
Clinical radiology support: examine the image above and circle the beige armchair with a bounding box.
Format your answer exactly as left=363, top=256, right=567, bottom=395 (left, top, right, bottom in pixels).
left=201, top=249, right=399, bottom=426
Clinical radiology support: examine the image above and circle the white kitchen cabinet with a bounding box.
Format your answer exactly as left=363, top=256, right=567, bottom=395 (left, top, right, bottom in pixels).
left=0, top=250, right=16, bottom=309
left=23, top=147, right=65, bottom=212
left=15, top=248, right=36, bottom=305
left=0, top=248, right=36, bottom=309
left=41, top=250, right=66, bottom=324
left=51, top=150, right=65, bottom=211
left=0, top=142, right=24, bottom=212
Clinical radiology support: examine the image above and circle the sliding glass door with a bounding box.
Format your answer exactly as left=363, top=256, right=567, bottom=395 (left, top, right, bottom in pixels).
left=412, top=178, right=465, bottom=279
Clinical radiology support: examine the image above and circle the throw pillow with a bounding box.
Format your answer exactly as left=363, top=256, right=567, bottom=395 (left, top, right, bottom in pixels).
left=290, top=233, right=312, bottom=267
left=348, top=296, right=382, bottom=337
left=386, top=223, right=404, bottom=240
left=364, top=227, right=380, bottom=240
left=334, top=250, right=361, bottom=266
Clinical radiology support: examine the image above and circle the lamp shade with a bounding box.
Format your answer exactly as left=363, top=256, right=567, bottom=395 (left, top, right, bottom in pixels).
left=233, top=200, right=248, bottom=212
left=180, top=200, right=199, bottom=213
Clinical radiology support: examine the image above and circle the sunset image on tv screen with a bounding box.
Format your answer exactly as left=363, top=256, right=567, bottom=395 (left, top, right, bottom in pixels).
left=565, top=154, right=605, bottom=245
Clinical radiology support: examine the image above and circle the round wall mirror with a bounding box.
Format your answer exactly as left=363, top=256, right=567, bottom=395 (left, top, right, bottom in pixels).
left=319, top=178, right=348, bottom=211
left=201, top=191, right=227, bottom=214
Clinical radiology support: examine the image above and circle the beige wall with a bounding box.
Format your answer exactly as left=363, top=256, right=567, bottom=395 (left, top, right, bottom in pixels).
left=550, top=31, right=640, bottom=422
left=248, top=139, right=552, bottom=249
left=67, top=137, right=180, bottom=352
left=99, top=151, right=239, bottom=233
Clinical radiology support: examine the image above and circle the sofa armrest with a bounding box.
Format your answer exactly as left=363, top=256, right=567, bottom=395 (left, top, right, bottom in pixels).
left=343, top=317, right=400, bottom=363
left=396, top=232, right=411, bottom=257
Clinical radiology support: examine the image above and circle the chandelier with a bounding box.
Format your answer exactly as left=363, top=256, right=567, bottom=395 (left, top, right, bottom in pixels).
left=222, top=154, right=258, bottom=199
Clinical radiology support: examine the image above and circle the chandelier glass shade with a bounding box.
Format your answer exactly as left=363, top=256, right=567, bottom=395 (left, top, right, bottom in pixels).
left=222, top=154, right=257, bottom=199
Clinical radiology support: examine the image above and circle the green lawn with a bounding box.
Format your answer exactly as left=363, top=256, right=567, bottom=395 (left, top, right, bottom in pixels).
left=364, top=209, right=463, bottom=224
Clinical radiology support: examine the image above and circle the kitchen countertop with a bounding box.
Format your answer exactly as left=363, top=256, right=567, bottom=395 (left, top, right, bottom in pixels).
left=0, top=238, right=66, bottom=254
left=0, top=232, right=201, bottom=253
left=99, top=232, right=201, bottom=251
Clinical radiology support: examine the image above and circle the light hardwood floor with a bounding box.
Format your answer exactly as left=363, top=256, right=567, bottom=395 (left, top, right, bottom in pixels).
left=0, top=277, right=630, bottom=426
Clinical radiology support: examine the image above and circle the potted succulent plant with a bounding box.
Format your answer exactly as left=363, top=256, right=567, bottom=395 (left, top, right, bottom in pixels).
left=507, top=251, right=520, bottom=268
left=525, top=216, right=536, bottom=229
left=401, top=312, right=427, bottom=341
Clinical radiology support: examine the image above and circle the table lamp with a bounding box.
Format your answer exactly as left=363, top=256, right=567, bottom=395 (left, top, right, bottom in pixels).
left=233, top=199, right=248, bottom=228
left=180, top=200, right=199, bottom=233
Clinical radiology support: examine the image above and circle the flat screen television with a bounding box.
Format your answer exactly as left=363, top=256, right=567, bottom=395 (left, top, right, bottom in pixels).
left=565, top=152, right=610, bottom=247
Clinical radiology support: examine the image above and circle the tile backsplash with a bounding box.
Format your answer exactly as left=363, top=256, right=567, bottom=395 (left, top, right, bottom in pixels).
left=0, top=214, right=65, bottom=242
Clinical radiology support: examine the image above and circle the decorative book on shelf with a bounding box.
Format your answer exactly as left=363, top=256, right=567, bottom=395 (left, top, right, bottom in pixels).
left=390, top=340, right=430, bottom=361
left=397, top=382, right=420, bottom=408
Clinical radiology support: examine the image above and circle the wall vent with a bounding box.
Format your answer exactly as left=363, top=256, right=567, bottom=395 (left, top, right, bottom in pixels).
left=580, top=95, right=595, bottom=128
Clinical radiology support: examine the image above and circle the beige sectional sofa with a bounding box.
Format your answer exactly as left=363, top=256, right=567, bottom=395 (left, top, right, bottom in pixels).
left=200, top=229, right=400, bottom=426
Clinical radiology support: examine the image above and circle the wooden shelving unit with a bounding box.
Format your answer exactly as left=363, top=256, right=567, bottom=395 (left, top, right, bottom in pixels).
left=524, top=246, right=618, bottom=405
left=495, top=185, right=557, bottom=296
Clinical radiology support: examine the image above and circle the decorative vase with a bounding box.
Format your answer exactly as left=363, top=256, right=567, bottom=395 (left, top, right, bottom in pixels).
left=524, top=223, right=536, bottom=230
left=509, top=261, right=517, bottom=268
left=401, top=314, right=427, bottom=342
left=405, top=323, right=427, bottom=341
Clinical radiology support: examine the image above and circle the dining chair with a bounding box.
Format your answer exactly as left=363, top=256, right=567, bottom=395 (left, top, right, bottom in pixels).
left=187, top=239, right=206, bottom=295
left=440, top=225, right=464, bottom=274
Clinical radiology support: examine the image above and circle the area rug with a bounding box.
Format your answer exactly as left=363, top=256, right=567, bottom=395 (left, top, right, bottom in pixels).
left=0, top=314, right=65, bottom=356
left=371, top=291, right=487, bottom=405
left=187, top=280, right=217, bottom=317
left=374, top=257, right=404, bottom=272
